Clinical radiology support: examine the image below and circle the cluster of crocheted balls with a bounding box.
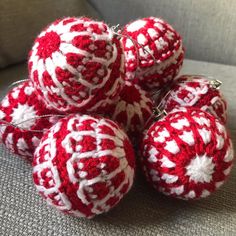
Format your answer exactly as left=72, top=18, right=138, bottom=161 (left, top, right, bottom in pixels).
left=0, top=16, right=234, bottom=218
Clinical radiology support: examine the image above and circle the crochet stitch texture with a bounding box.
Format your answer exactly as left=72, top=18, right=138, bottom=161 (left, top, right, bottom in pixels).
left=141, top=107, right=234, bottom=200
left=108, top=81, right=153, bottom=142
left=28, top=17, right=124, bottom=113
left=160, top=75, right=227, bottom=124
left=0, top=81, right=60, bottom=160
left=33, top=114, right=135, bottom=218
left=121, top=17, right=184, bottom=90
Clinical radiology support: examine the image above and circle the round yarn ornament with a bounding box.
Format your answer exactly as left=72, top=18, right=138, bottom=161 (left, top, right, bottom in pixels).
left=108, top=81, right=153, bottom=142
left=141, top=107, right=234, bottom=200
left=0, top=81, right=61, bottom=160
left=159, top=75, right=227, bottom=124
left=121, top=16, right=184, bottom=91
left=28, top=17, right=124, bottom=113
left=33, top=114, right=135, bottom=218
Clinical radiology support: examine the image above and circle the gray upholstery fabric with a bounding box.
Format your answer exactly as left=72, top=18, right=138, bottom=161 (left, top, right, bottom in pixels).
left=89, top=0, right=236, bottom=66
left=0, top=59, right=236, bottom=235
left=0, top=0, right=99, bottom=68
left=0, top=63, right=27, bottom=98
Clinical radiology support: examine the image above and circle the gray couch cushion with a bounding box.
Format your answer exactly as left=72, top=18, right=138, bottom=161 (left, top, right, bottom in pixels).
left=0, top=63, right=27, bottom=98
left=0, top=0, right=99, bottom=68
left=0, top=59, right=236, bottom=235
left=89, top=0, right=236, bottom=66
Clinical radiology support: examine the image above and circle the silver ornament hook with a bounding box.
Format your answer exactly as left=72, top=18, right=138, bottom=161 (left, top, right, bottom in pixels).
left=144, top=73, right=223, bottom=127
left=152, top=108, right=167, bottom=120
left=110, top=24, right=158, bottom=78
left=178, top=74, right=222, bottom=89
left=8, top=79, right=29, bottom=89
left=209, top=79, right=222, bottom=89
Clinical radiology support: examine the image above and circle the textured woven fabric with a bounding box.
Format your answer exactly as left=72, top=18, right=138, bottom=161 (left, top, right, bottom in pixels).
left=89, top=0, right=236, bottom=66
left=0, top=59, right=236, bottom=235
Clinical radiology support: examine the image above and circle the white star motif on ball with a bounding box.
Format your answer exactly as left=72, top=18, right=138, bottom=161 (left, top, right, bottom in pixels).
left=186, top=155, right=215, bottom=183
left=11, top=104, right=37, bottom=129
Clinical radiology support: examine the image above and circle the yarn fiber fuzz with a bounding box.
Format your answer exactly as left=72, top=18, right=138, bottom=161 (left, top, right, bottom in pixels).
left=0, top=81, right=60, bottom=160
left=160, top=75, right=227, bottom=124
left=108, top=81, right=153, bottom=141
left=33, top=114, right=135, bottom=218
left=141, top=107, right=234, bottom=200
left=121, top=17, right=184, bottom=91
left=28, top=17, right=124, bottom=113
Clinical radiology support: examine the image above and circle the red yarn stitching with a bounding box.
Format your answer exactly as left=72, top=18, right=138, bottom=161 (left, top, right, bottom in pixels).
left=33, top=115, right=135, bottom=218
left=29, top=17, right=124, bottom=113
left=141, top=108, right=233, bottom=200
left=161, top=75, right=227, bottom=124
left=121, top=17, right=184, bottom=90
left=0, top=81, right=61, bottom=160
left=36, top=31, right=61, bottom=59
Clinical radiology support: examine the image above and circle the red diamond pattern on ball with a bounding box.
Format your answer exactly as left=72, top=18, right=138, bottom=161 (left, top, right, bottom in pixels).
left=141, top=107, right=234, bottom=200
left=121, top=17, right=184, bottom=91
left=28, top=17, right=125, bottom=113
left=33, top=114, right=135, bottom=218
left=160, top=75, right=227, bottom=124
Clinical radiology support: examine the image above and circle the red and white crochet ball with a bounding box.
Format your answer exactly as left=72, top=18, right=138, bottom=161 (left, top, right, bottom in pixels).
left=141, top=107, right=234, bottom=200
left=0, top=81, right=61, bottom=160
left=33, top=114, right=135, bottom=218
left=108, top=81, right=153, bottom=141
left=28, top=17, right=124, bottom=113
left=160, top=75, right=227, bottom=124
left=121, top=17, right=184, bottom=91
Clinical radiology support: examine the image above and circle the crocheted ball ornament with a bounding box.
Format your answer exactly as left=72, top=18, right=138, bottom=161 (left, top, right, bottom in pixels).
left=121, top=17, right=184, bottom=91
left=28, top=17, right=124, bottom=113
left=33, top=114, right=135, bottom=218
left=141, top=107, right=234, bottom=200
left=160, top=75, right=227, bottom=124
left=0, top=81, right=61, bottom=160
left=108, top=81, right=153, bottom=142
